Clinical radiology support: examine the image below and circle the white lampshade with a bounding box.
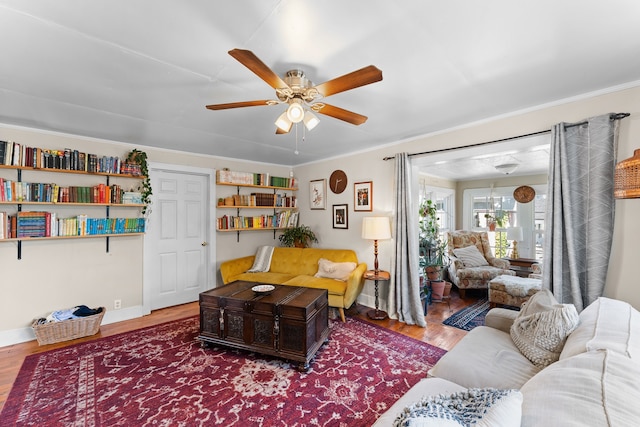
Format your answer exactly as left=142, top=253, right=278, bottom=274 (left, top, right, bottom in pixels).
left=286, top=102, right=305, bottom=123
left=507, top=226, right=523, bottom=241
left=303, top=111, right=320, bottom=130
left=274, top=111, right=292, bottom=132
left=362, top=217, right=391, bottom=240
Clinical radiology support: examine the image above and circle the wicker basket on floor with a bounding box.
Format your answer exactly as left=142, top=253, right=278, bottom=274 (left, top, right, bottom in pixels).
left=32, top=308, right=106, bottom=345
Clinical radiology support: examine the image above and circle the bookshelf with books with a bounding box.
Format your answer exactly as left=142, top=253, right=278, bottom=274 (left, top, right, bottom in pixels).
left=0, top=142, right=148, bottom=259
left=216, top=169, right=298, bottom=241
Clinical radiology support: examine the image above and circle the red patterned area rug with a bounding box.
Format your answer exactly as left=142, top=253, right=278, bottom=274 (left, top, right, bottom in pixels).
left=1, top=316, right=446, bottom=427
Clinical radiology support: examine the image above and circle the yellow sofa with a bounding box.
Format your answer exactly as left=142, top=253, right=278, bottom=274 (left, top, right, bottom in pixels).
left=220, top=247, right=367, bottom=322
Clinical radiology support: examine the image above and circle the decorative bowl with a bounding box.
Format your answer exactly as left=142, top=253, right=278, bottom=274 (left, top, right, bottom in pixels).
left=252, top=284, right=275, bottom=295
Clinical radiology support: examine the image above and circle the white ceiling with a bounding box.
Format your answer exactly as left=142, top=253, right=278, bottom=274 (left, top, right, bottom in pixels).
left=413, top=134, right=551, bottom=180
left=1, top=1, right=639, bottom=175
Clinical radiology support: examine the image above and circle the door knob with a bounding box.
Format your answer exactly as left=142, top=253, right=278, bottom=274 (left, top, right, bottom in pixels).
left=201, top=241, right=208, bottom=247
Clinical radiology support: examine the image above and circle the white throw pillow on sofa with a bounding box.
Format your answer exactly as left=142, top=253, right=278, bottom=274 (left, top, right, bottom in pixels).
left=393, top=388, right=522, bottom=427
left=314, top=258, right=356, bottom=281
left=510, top=289, right=579, bottom=368
left=452, top=245, right=489, bottom=267
left=246, top=245, right=274, bottom=273
left=560, top=296, right=640, bottom=360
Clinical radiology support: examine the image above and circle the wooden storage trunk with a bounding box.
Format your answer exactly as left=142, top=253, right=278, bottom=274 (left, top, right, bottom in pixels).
left=32, top=308, right=106, bottom=345
left=198, top=281, right=329, bottom=371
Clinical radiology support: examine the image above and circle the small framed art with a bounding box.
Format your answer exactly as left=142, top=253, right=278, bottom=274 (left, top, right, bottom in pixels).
left=310, top=179, right=326, bottom=209
left=333, top=204, right=348, bottom=229
left=354, top=181, right=373, bottom=211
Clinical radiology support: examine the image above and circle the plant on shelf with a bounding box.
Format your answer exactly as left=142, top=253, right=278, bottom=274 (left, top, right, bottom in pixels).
left=418, top=200, right=449, bottom=298
left=278, top=225, right=318, bottom=248
left=125, top=149, right=152, bottom=215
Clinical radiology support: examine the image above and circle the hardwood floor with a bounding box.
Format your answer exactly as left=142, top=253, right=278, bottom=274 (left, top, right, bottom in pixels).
left=0, top=288, right=483, bottom=412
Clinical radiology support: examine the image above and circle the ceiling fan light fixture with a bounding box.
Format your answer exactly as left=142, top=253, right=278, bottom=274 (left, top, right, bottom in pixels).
left=303, top=111, right=320, bottom=131
left=275, top=111, right=292, bottom=132
left=495, top=163, right=519, bottom=175
left=286, top=102, right=305, bottom=123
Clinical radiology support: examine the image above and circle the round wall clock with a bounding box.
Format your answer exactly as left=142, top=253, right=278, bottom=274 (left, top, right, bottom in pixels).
left=329, top=170, right=348, bottom=194
left=514, top=185, right=536, bottom=203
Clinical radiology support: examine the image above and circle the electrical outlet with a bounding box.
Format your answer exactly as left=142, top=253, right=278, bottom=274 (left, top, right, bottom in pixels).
left=114, top=299, right=122, bottom=310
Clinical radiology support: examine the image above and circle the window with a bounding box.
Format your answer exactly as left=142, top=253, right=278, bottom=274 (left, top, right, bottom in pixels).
left=418, top=186, right=454, bottom=242
left=463, top=186, right=546, bottom=260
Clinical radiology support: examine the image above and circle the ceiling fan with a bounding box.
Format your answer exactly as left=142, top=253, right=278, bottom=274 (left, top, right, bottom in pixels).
left=206, top=49, right=383, bottom=134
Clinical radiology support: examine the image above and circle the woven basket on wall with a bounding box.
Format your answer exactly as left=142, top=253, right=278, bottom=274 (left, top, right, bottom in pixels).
left=32, top=308, right=106, bottom=345
left=614, top=149, right=640, bottom=199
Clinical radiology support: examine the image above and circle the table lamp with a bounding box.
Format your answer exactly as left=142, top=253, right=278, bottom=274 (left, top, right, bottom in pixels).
left=362, top=217, right=391, bottom=273
left=507, top=226, right=523, bottom=259
left=362, top=217, right=392, bottom=320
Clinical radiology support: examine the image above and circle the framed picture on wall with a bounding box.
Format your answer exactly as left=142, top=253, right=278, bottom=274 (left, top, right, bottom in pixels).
left=354, top=181, right=373, bottom=211
left=309, top=179, right=326, bottom=209
left=333, top=204, right=348, bottom=229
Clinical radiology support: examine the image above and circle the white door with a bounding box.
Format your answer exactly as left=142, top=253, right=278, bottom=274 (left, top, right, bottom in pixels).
left=144, top=164, right=215, bottom=311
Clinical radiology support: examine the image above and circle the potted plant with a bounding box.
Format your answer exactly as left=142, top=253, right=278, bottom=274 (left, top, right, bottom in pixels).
left=485, top=210, right=508, bottom=231
left=419, top=200, right=450, bottom=299
left=278, top=225, right=318, bottom=248
left=125, top=149, right=152, bottom=215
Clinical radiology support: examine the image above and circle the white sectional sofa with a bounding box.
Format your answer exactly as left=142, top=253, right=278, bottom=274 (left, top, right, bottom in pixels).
left=373, top=292, right=640, bottom=426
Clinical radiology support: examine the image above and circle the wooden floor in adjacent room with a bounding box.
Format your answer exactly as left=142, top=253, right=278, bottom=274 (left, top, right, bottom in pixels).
left=0, top=288, right=483, bottom=412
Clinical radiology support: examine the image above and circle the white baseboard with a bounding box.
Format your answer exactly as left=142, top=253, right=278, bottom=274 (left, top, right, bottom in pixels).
left=0, top=305, right=145, bottom=348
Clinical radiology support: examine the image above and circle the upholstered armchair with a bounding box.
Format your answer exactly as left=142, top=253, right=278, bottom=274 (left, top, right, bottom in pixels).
left=446, top=230, right=515, bottom=298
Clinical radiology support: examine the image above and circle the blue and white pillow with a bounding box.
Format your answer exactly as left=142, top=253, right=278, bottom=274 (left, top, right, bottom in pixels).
left=393, top=388, right=522, bottom=427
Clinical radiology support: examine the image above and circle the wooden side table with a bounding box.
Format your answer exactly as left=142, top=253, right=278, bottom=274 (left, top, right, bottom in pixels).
left=364, top=269, right=390, bottom=320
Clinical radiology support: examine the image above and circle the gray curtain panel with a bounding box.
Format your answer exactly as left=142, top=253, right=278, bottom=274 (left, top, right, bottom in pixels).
left=389, top=153, right=426, bottom=326
left=544, top=114, right=619, bottom=311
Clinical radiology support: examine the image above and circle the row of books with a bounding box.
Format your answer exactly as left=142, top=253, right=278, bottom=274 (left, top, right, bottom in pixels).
left=217, top=211, right=298, bottom=231
left=216, top=169, right=297, bottom=188
left=223, top=193, right=297, bottom=208
left=0, top=178, right=141, bottom=204
left=252, top=192, right=278, bottom=207
left=0, top=140, right=143, bottom=176
left=0, top=211, right=145, bottom=239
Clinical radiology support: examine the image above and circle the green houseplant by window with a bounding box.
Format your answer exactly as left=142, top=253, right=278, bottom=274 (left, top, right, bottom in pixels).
left=418, top=200, right=449, bottom=276
left=278, top=225, right=318, bottom=248
left=419, top=200, right=450, bottom=299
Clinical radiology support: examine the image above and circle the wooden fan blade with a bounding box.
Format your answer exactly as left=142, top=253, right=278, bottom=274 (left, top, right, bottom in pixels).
left=315, top=103, right=368, bottom=125
left=314, top=65, right=382, bottom=97
left=228, top=48, right=289, bottom=90
left=275, top=127, right=290, bottom=134
left=206, top=100, right=272, bottom=110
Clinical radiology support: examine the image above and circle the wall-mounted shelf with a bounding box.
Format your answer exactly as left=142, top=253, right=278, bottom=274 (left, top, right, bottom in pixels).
left=0, top=164, right=146, bottom=259
left=215, top=177, right=297, bottom=242
left=1, top=232, right=144, bottom=242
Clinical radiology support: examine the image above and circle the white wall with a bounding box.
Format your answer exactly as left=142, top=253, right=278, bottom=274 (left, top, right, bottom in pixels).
left=2, top=83, right=639, bottom=345
left=296, top=84, right=640, bottom=311
left=0, top=125, right=292, bottom=343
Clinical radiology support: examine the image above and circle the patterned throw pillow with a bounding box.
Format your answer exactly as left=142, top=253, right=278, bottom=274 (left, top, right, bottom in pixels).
left=452, top=245, right=489, bottom=267
left=510, top=289, right=580, bottom=368
left=392, top=388, right=523, bottom=427
left=314, top=258, right=356, bottom=281
left=246, top=246, right=275, bottom=273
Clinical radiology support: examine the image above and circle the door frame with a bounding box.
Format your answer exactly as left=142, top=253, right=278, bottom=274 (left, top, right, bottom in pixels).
left=142, top=162, right=216, bottom=315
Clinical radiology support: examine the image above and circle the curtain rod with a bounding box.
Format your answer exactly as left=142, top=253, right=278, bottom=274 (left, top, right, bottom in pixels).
left=382, top=112, right=630, bottom=161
